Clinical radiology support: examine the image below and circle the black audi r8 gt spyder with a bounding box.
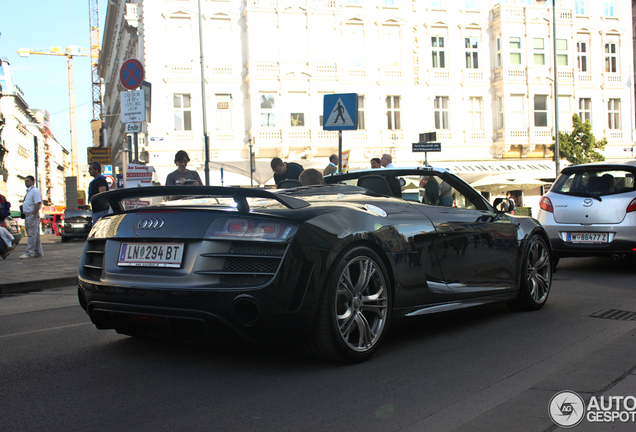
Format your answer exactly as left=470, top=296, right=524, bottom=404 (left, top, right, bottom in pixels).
left=78, top=167, right=552, bottom=363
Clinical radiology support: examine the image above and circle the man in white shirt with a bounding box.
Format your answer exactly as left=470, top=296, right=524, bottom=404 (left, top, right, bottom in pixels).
left=380, top=153, right=395, bottom=168
left=20, top=176, right=43, bottom=259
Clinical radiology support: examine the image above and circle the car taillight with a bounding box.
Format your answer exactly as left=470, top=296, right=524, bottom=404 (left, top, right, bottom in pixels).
left=627, top=198, right=636, bottom=213
left=206, top=217, right=298, bottom=241
left=539, top=196, right=553, bottom=213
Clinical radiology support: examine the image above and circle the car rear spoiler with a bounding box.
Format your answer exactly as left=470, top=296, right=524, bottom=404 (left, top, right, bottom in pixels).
left=91, top=186, right=310, bottom=214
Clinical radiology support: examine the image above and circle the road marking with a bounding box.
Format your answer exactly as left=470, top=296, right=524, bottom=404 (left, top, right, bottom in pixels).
left=0, top=322, right=91, bottom=339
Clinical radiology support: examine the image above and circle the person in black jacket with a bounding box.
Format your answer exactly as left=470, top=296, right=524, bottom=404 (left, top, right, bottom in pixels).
left=271, top=157, right=303, bottom=185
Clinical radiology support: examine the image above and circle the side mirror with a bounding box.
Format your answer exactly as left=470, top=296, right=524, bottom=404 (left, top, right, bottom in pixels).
left=493, top=197, right=508, bottom=212
left=398, top=177, right=406, bottom=187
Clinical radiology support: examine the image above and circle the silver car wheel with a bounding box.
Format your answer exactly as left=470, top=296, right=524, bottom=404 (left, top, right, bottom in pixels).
left=526, top=239, right=551, bottom=304
left=335, top=256, right=389, bottom=353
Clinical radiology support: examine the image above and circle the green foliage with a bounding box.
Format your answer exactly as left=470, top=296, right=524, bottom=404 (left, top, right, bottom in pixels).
left=550, top=114, right=606, bottom=165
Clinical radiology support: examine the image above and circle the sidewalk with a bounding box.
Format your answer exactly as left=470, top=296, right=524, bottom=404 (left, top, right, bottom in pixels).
left=0, top=234, right=86, bottom=294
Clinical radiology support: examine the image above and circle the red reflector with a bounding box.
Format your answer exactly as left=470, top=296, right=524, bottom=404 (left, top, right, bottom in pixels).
left=261, top=226, right=276, bottom=234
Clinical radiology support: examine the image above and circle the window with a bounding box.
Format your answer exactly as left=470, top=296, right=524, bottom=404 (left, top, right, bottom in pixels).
left=208, top=19, right=232, bottom=62
left=468, top=97, right=483, bottom=130
left=496, top=38, right=502, bottom=68
left=558, top=96, right=572, bottom=129
left=509, top=37, right=522, bottom=65
left=381, top=25, right=401, bottom=68
left=556, top=39, right=568, bottom=66
left=288, top=93, right=307, bottom=127
left=608, top=99, right=621, bottom=130
left=386, top=96, right=401, bottom=130
left=578, top=98, right=591, bottom=123
left=260, top=94, right=276, bottom=127
left=575, top=0, right=586, bottom=15
left=465, top=37, right=479, bottom=69
left=167, top=12, right=192, bottom=32
left=431, top=0, right=446, bottom=8
left=344, top=23, right=365, bottom=68
left=357, top=95, right=366, bottom=130
left=465, top=0, right=478, bottom=10
left=604, top=0, right=616, bottom=17
left=533, top=38, right=545, bottom=66
left=345, top=0, right=359, bottom=4
left=509, top=95, right=525, bottom=128
left=534, top=95, right=548, bottom=127
left=431, top=36, right=446, bottom=68
left=577, top=41, right=588, bottom=72
left=497, top=97, right=504, bottom=129
left=434, top=96, right=450, bottom=130
left=605, top=43, right=618, bottom=72
left=173, top=94, right=192, bottom=131
left=215, top=94, right=232, bottom=131
left=383, top=0, right=395, bottom=5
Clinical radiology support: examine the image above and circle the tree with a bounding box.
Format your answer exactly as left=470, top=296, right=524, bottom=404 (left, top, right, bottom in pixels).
left=549, top=114, right=606, bottom=165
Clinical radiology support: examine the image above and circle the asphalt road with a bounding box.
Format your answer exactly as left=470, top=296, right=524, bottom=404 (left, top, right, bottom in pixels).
left=1, top=257, right=635, bottom=432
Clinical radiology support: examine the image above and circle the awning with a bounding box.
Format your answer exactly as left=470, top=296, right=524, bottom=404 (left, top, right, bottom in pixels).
left=470, top=173, right=550, bottom=192
left=434, top=160, right=563, bottom=184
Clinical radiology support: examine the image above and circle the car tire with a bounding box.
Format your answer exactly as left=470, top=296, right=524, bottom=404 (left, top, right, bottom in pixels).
left=508, top=235, right=552, bottom=311
left=297, top=245, right=392, bottom=363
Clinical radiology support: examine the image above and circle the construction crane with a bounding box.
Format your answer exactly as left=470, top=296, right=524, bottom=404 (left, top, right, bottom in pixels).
left=89, top=0, right=102, bottom=147
left=17, top=46, right=90, bottom=177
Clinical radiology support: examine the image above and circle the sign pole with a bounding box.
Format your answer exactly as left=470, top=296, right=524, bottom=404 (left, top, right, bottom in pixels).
left=338, top=131, right=342, bottom=172
left=133, top=132, right=139, bottom=163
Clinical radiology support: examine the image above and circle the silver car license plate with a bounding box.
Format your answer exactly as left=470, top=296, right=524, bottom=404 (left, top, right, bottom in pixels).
left=566, top=233, right=608, bottom=243
left=118, top=243, right=184, bottom=268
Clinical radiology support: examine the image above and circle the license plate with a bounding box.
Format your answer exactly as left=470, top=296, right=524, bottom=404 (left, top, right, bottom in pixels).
left=566, top=233, right=608, bottom=243
left=73, top=224, right=85, bottom=228
left=118, top=243, right=184, bottom=268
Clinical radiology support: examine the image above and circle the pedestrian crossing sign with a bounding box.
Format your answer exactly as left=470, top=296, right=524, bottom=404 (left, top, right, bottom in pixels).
left=323, top=93, right=358, bottom=131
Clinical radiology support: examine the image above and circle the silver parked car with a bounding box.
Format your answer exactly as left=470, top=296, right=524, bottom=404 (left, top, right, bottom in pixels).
left=537, top=162, right=636, bottom=264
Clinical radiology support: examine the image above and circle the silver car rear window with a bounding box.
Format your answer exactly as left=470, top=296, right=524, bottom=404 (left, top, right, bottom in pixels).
left=552, top=169, right=636, bottom=197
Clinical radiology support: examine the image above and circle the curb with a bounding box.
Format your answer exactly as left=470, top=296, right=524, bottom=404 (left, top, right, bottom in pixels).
left=0, top=277, right=78, bottom=295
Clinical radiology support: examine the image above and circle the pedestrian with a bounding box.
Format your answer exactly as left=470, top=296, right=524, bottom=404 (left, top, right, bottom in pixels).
left=380, top=153, right=395, bottom=168
left=506, top=191, right=516, bottom=215
left=88, top=162, right=110, bottom=222
left=19, top=175, right=43, bottom=259
left=0, top=192, right=10, bottom=221
left=165, top=150, right=203, bottom=186
left=271, top=157, right=303, bottom=185
left=420, top=176, right=439, bottom=205
left=299, top=168, right=324, bottom=186
left=439, top=180, right=453, bottom=207
left=370, top=158, right=381, bottom=169
left=323, top=154, right=339, bottom=176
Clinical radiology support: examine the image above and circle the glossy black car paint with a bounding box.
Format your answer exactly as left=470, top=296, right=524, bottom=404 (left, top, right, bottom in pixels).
left=78, top=170, right=550, bottom=354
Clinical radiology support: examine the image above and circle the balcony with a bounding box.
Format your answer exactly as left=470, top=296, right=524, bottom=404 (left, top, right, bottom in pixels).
left=493, top=67, right=527, bottom=82
left=382, top=130, right=403, bottom=145
left=311, top=63, right=338, bottom=77
left=250, top=62, right=279, bottom=76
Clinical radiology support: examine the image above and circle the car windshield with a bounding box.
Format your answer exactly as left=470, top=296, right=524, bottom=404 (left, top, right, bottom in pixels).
left=64, top=210, right=91, bottom=218
left=552, top=168, right=636, bottom=197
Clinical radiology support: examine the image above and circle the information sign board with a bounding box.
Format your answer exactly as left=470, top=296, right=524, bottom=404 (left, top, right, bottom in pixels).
left=121, top=90, right=146, bottom=123
left=412, top=142, right=442, bottom=152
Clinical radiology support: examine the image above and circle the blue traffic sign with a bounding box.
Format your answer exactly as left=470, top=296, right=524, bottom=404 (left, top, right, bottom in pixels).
left=120, top=59, right=144, bottom=90
left=323, top=93, right=358, bottom=131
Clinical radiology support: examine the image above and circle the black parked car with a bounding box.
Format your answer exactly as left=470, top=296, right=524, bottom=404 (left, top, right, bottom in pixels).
left=78, top=167, right=552, bottom=362
left=60, top=209, right=92, bottom=242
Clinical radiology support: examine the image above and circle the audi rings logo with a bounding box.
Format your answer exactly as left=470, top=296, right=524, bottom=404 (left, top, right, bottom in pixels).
left=549, top=391, right=586, bottom=428
left=137, top=218, right=165, bottom=230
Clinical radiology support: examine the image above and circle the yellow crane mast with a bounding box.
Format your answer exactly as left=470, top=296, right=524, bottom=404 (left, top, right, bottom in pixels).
left=17, top=46, right=90, bottom=177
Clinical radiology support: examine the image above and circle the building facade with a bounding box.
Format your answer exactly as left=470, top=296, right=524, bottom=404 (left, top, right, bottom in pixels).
left=99, top=0, right=635, bottom=188
left=0, top=57, right=69, bottom=209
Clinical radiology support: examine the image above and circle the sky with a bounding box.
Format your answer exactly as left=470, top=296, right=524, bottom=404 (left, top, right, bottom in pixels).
left=1, top=0, right=108, bottom=165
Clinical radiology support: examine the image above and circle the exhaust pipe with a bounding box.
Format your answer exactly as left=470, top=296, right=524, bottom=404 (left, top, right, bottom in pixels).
left=231, top=295, right=260, bottom=325
left=612, top=254, right=625, bottom=261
